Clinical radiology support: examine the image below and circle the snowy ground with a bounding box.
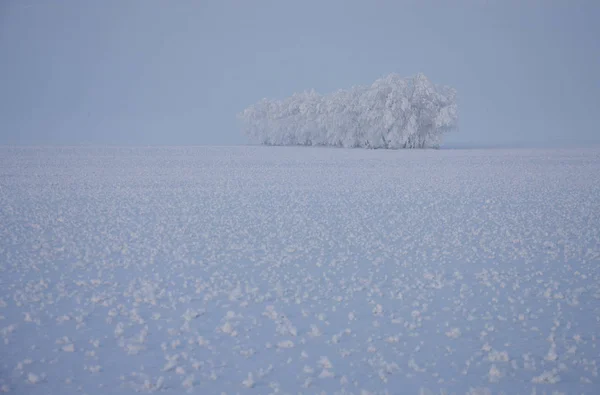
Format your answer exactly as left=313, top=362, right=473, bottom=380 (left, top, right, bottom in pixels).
left=0, top=146, right=599, bottom=395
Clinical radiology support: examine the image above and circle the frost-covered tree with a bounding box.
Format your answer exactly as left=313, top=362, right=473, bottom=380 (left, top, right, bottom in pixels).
left=238, top=73, right=457, bottom=149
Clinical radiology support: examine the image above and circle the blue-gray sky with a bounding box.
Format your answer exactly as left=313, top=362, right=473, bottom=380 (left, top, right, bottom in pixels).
left=1, top=0, right=599, bottom=147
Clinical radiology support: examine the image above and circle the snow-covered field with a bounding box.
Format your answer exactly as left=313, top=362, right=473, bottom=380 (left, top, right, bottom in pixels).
left=1, top=146, right=599, bottom=395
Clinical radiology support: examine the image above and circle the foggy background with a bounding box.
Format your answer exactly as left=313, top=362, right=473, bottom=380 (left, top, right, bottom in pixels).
left=1, top=0, right=599, bottom=148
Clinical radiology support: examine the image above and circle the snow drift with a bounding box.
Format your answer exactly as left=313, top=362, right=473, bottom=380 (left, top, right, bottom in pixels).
left=239, top=73, right=457, bottom=149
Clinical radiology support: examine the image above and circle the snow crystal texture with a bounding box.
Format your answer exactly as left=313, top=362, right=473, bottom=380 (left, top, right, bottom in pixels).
left=0, top=146, right=599, bottom=394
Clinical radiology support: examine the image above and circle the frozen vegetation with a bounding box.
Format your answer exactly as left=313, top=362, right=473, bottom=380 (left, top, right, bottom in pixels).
left=239, top=73, right=457, bottom=149
left=0, top=146, right=599, bottom=394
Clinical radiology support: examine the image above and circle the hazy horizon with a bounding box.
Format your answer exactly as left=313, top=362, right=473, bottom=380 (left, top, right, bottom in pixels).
left=1, top=0, right=599, bottom=147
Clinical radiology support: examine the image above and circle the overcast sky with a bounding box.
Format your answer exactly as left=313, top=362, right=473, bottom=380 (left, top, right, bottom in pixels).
left=1, top=0, right=599, bottom=147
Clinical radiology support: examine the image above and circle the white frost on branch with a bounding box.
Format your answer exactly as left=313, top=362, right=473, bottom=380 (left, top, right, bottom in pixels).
left=238, top=73, right=457, bottom=149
